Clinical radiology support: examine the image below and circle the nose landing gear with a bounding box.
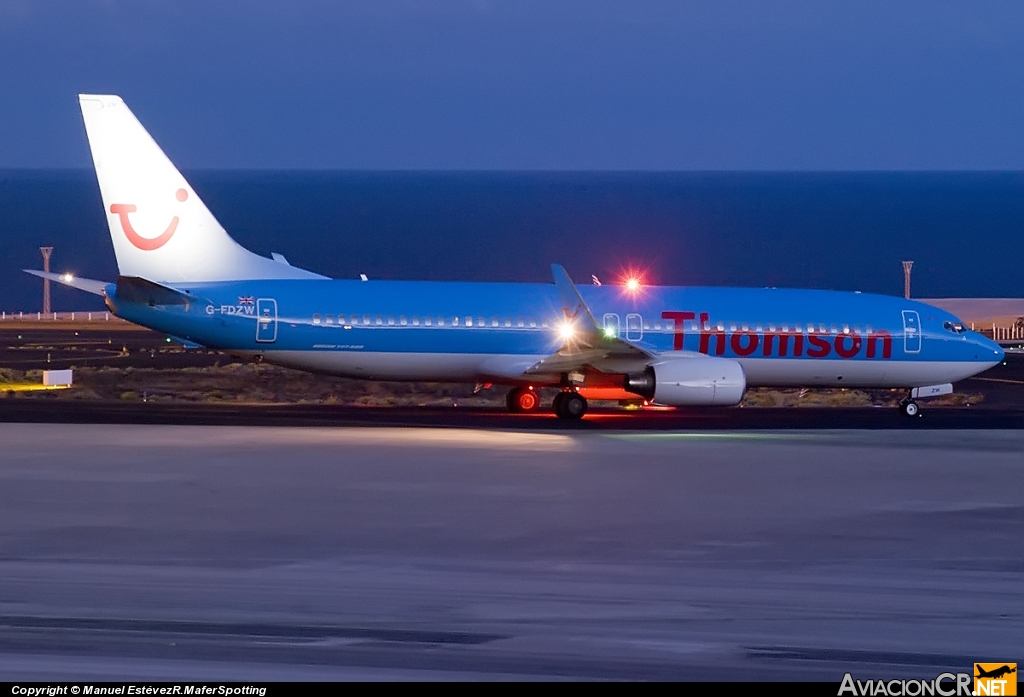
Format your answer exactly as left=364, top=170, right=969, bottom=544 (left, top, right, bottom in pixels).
left=899, top=398, right=920, bottom=417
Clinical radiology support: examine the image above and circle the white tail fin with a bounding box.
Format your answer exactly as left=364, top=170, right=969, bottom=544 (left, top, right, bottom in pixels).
left=78, top=95, right=325, bottom=283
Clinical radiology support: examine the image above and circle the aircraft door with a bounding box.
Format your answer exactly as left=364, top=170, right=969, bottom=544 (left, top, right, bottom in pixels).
left=902, top=310, right=921, bottom=354
left=256, top=298, right=278, bottom=343
left=626, top=313, right=644, bottom=341
left=603, top=313, right=620, bottom=338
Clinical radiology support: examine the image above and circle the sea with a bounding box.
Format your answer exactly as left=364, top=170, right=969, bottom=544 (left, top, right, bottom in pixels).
left=1, top=170, right=1023, bottom=312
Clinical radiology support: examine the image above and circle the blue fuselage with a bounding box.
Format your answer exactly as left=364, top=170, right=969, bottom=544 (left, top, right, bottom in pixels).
left=107, top=279, right=1003, bottom=388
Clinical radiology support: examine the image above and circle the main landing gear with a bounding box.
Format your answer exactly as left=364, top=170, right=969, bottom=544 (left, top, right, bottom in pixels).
left=553, top=390, right=588, bottom=420
left=506, top=386, right=541, bottom=413
left=505, top=386, right=589, bottom=419
left=899, top=398, right=920, bottom=417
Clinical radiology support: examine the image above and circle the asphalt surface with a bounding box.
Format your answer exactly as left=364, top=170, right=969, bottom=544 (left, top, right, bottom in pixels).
left=4, top=398, right=1024, bottom=430
left=0, top=424, right=1019, bottom=681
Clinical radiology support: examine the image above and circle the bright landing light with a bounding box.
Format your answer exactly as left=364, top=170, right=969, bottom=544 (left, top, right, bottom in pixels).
left=626, top=277, right=641, bottom=291
left=61, top=273, right=74, bottom=282
left=559, top=322, right=576, bottom=341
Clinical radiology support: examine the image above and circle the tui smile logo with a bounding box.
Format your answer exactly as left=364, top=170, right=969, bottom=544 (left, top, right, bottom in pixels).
left=110, top=188, right=188, bottom=251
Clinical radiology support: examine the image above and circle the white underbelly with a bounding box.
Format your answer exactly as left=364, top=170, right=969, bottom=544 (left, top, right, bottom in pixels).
left=261, top=350, right=547, bottom=382
left=740, top=358, right=995, bottom=388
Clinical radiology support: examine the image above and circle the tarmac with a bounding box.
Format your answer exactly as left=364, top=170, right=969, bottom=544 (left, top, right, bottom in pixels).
left=0, top=423, right=1019, bottom=680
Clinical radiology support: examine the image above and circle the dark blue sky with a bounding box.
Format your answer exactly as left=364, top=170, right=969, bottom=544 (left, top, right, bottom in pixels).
left=2, top=1, right=1024, bottom=170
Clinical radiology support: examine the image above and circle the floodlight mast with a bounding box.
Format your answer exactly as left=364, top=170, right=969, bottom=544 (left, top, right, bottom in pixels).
left=902, top=260, right=913, bottom=300
left=40, top=246, right=53, bottom=314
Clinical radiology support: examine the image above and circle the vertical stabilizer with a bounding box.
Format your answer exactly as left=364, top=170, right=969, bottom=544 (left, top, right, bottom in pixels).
left=78, top=95, right=324, bottom=282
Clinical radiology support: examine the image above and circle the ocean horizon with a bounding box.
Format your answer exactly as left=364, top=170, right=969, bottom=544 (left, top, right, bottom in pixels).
left=2, top=169, right=1022, bottom=312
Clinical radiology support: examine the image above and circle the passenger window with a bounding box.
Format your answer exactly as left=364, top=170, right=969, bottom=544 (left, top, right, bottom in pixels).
left=478, top=317, right=485, bottom=327
left=529, top=319, right=537, bottom=328
left=729, top=323, right=737, bottom=332
left=424, top=317, right=431, bottom=326
left=399, top=316, right=407, bottom=326
left=492, top=318, right=499, bottom=327
left=517, top=318, right=525, bottom=328
left=653, top=321, right=662, bottom=331
left=375, top=316, right=382, bottom=325
left=865, top=325, right=873, bottom=334
left=412, top=317, right=419, bottom=326
left=643, top=320, right=650, bottom=330
left=325, top=314, right=334, bottom=325
left=626, top=313, right=643, bottom=341
left=504, top=318, right=511, bottom=327
left=542, top=319, right=549, bottom=328
left=387, top=317, right=395, bottom=326
left=466, top=317, right=473, bottom=327
left=437, top=317, right=444, bottom=326
left=312, top=314, right=321, bottom=325
left=453, top=317, right=459, bottom=326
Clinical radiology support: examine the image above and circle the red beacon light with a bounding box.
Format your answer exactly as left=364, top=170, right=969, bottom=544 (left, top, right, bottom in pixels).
left=625, top=277, right=642, bottom=292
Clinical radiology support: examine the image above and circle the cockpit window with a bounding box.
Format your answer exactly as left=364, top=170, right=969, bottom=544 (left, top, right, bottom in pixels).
left=943, top=320, right=966, bottom=334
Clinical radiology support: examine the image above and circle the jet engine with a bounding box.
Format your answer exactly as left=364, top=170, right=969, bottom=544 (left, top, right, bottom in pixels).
left=623, top=354, right=746, bottom=406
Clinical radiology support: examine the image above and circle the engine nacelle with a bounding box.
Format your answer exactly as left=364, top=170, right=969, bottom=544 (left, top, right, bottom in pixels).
left=624, top=355, right=746, bottom=406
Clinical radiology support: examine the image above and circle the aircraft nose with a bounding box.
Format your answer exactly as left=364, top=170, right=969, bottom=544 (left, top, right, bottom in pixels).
left=974, top=333, right=1004, bottom=366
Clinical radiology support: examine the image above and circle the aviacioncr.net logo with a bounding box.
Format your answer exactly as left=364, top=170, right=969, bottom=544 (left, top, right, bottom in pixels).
left=839, top=672, right=973, bottom=696
left=110, top=188, right=188, bottom=251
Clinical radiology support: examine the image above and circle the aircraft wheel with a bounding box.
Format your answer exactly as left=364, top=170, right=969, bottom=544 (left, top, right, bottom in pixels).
left=551, top=392, right=565, bottom=415
left=900, top=399, right=920, bottom=417
left=556, top=392, right=588, bottom=420
left=507, top=387, right=540, bottom=413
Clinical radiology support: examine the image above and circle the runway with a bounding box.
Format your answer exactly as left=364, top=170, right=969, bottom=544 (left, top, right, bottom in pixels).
left=4, top=398, right=1024, bottom=430
left=0, top=424, right=1019, bottom=680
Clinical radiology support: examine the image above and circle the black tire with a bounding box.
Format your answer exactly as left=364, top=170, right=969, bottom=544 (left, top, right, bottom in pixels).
left=901, top=400, right=920, bottom=417
left=558, top=393, right=588, bottom=420
left=517, top=388, right=540, bottom=412
left=552, top=392, right=567, bottom=416
left=508, top=387, right=540, bottom=413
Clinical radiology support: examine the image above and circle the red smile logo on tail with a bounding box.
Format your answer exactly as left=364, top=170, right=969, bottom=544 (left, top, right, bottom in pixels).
left=110, top=188, right=188, bottom=251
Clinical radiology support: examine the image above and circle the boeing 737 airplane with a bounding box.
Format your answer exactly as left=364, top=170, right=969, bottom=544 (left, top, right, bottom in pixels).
left=27, top=95, right=1005, bottom=419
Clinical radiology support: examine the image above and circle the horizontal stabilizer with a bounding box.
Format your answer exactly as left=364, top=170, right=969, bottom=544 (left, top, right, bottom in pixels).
left=23, top=270, right=109, bottom=296
left=114, top=276, right=194, bottom=306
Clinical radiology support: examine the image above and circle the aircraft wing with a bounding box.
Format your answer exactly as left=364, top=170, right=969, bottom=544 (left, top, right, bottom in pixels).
left=23, top=269, right=109, bottom=296
left=525, top=265, right=653, bottom=375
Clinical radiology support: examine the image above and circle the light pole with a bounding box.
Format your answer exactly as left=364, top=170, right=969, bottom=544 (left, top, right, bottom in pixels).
left=902, top=260, right=913, bottom=300
left=40, top=246, right=53, bottom=315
